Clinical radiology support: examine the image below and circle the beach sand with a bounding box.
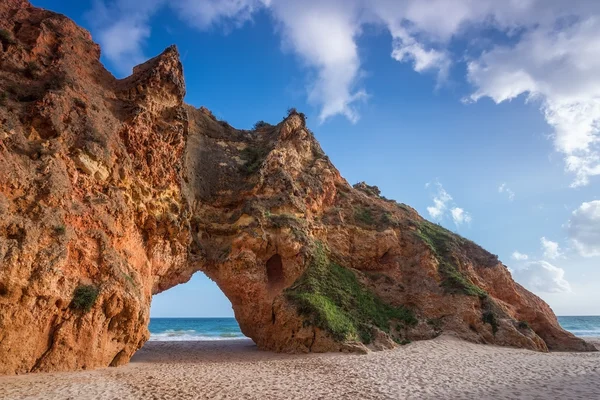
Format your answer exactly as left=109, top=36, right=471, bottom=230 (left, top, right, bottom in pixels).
left=1, top=335, right=598, bottom=400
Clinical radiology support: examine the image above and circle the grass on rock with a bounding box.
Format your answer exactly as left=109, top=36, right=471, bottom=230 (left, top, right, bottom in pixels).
left=0, top=29, right=16, bottom=45
left=518, top=320, right=531, bottom=330
left=354, top=206, right=375, bottom=226
left=240, top=146, right=269, bottom=175
left=24, top=61, right=41, bottom=79
left=482, top=310, right=499, bottom=334
left=71, top=284, right=99, bottom=312
left=286, top=242, right=417, bottom=343
left=253, top=120, right=270, bottom=130
left=416, top=220, right=488, bottom=298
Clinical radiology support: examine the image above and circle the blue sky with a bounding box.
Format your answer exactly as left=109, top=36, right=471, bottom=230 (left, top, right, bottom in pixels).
left=34, top=1, right=600, bottom=317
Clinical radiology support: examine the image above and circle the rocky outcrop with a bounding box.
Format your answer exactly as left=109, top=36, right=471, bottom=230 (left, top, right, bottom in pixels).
left=0, top=0, right=595, bottom=374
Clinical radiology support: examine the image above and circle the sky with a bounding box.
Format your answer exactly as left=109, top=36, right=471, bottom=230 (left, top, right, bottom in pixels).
left=33, top=0, right=600, bottom=317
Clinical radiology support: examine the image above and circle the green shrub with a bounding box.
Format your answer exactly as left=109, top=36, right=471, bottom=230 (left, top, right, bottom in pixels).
left=266, top=213, right=308, bottom=243
left=71, top=285, right=99, bottom=312
left=518, top=320, right=530, bottom=330
left=268, top=213, right=299, bottom=228
left=0, top=29, right=16, bottom=45
left=122, top=272, right=136, bottom=287
left=482, top=311, right=499, bottom=334
left=286, top=242, right=417, bottom=343
left=416, top=220, right=488, bottom=298
left=353, top=182, right=381, bottom=197
left=396, top=203, right=412, bottom=213
left=286, top=107, right=306, bottom=123
left=380, top=212, right=397, bottom=226
left=24, top=61, right=41, bottom=79
left=427, top=318, right=443, bottom=329
left=45, top=73, right=71, bottom=92
left=240, top=146, right=269, bottom=175
left=354, top=206, right=374, bottom=226
left=54, top=225, right=66, bottom=235
left=253, top=120, right=270, bottom=130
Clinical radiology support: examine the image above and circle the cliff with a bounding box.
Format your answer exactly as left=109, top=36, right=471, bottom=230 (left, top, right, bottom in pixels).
left=0, top=0, right=595, bottom=374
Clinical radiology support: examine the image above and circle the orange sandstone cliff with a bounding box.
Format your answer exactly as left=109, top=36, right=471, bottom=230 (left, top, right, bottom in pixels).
left=0, top=0, right=595, bottom=375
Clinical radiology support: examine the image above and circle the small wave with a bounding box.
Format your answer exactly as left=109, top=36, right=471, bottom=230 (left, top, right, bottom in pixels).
left=219, top=332, right=242, bottom=338
left=149, top=330, right=246, bottom=341
left=154, top=329, right=197, bottom=337
left=570, top=329, right=600, bottom=337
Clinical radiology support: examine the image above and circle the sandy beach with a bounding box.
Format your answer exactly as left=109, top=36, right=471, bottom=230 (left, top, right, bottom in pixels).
left=0, top=336, right=598, bottom=400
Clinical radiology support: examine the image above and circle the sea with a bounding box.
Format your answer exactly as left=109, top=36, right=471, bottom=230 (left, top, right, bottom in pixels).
left=148, top=316, right=600, bottom=341
left=149, top=318, right=246, bottom=341
left=557, top=316, right=600, bottom=338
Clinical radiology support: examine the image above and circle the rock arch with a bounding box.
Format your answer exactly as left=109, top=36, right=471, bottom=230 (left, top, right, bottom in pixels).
left=0, top=0, right=595, bottom=375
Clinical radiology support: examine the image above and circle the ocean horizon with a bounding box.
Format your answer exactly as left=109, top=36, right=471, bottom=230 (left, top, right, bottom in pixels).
left=148, top=316, right=600, bottom=341
left=148, top=317, right=247, bottom=341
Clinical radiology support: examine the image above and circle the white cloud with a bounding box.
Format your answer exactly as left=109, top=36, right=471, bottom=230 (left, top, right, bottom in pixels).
left=450, top=207, right=472, bottom=226
left=268, top=0, right=366, bottom=122
left=389, top=29, right=450, bottom=81
left=567, top=200, right=600, bottom=257
left=540, top=237, right=562, bottom=260
left=512, top=261, right=571, bottom=294
left=468, top=17, right=600, bottom=187
left=87, top=0, right=265, bottom=75
left=498, top=183, right=515, bottom=201
left=426, top=182, right=453, bottom=220
left=426, top=182, right=471, bottom=227
left=512, top=251, right=529, bottom=261
left=86, top=0, right=164, bottom=75
left=98, top=20, right=150, bottom=74
left=171, top=0, right=265, bottom=30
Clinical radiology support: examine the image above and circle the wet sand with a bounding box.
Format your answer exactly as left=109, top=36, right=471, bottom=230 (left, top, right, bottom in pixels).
left=1, top=335, right=598, bottom=400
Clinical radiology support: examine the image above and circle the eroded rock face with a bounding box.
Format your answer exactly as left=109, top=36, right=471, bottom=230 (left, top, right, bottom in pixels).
left=0, top=0, right=595, bottom=374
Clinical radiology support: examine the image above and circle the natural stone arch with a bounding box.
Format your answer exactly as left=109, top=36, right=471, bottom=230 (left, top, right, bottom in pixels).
left=0, top=0, right=594, bottom=375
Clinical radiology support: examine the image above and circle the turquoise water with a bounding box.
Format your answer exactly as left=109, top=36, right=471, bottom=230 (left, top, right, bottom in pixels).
left=148, top=316, right=600, bottom=341
left=558, top=316, right=600, bottom=337
left=148, top=318, right=246, bottom=341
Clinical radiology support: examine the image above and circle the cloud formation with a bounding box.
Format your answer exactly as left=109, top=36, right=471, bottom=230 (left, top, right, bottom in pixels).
left=567, top=200, right=600, bottom=257
left=88, top=0, right=600, bottom=185
left=450, top=207, right=472, bottom=226
left=426, top=182, right=452, bottom=220
left=498, top=183, right=515, bottom=201
left=426, top=182, right=471, bottom=227
left=511, top=251, right=529, bottom=261
left=540, top=237, right=562, bottom=260
left=268, top=0, right=366, bottom=122
left=468, top=16, right=600, bottom=187
left=86, top=0, right=164, bottom=75
left=512, top=261, right=571, bottom=294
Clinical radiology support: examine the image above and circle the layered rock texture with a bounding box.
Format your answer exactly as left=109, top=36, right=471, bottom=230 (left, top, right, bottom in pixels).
left=0, top=0, right=595, bottom=375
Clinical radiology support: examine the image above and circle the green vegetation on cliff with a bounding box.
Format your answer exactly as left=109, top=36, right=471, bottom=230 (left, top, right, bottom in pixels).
left=0, top=29, right=16, bottom=46
left=240, top=146, right=269, bottom=175
left=286, top=242, right=417, bottom=343
left=482, top=310, right=499, bottom=334
left=71, top=285, right=99, bottom=312
left=416, top=220, right=487, bottom=298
